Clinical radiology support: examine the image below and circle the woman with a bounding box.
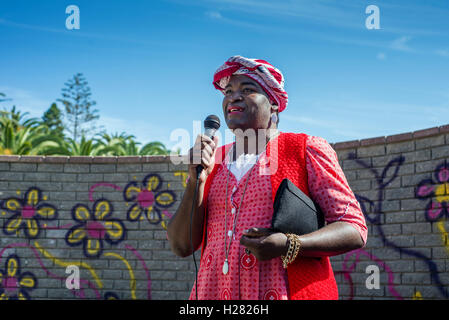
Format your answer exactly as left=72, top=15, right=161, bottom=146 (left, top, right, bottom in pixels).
left=167, top=55, right=367, bottom=300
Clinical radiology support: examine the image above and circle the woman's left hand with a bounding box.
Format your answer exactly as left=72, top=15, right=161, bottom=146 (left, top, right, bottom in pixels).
left=240, top=227, right=288, bottom=261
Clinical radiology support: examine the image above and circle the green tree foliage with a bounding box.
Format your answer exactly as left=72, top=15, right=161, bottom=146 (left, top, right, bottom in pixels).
left=95, top=132, right=172, bottom=156
left=42, top=135, right=115, bottom=156
left=57, top=73, right=101, bottom=142
left=42, top=103, right=65, bottom=138
left=0, top=91, right=173, bottom=156
left=0, top=93, right=11, bottom=103
left=0, top=106, right=63, bottom=155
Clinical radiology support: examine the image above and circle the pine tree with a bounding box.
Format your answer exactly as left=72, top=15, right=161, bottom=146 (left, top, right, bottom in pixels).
left=42, top=103, right=65, bottom=138
left=57, top=73, right=101, bottom=142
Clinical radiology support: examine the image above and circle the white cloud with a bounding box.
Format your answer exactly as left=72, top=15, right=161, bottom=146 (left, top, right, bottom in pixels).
left=435, top=49, right=449, bottom=57
left=0, top=18, right=156, bottom=46
left=0, top=86, right=52, bottom=118
left=201, top=0, right=362, bottom=30
left=205, top=11, right=223, bottom=19
left=376, top=52, right=387, bottom=60
left=390, top=36, right=413, bottom=52
left=204, top=10, right=282, bottom=32
left=280, top=94, right=449, bottom=143
left=97, top=115, right=176, bottom=149
left=0, top=86, right=186, bottom=151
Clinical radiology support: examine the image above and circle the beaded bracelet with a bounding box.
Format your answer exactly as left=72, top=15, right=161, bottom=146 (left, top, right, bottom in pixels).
left=281, top=233, right=302, bottom=268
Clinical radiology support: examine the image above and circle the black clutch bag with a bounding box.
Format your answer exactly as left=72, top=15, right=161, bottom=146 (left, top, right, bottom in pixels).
left=271, top=178, right=325, bottom=235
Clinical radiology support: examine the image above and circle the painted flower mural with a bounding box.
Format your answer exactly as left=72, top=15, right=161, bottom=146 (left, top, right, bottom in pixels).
left=123, top=173, right=176, bottom=225
left=416, top=162, right=449, bottom=221
left=0, top=254, right=37, bottom=300
left=1, top=187, right=57, bottom=238
left=104, top=291, right=120, bottom=299
left=65, top=199, right=126, bottom=258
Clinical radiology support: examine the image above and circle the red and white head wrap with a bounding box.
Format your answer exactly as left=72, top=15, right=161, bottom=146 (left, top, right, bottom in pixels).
left=213, top=55, right=288, bottom=112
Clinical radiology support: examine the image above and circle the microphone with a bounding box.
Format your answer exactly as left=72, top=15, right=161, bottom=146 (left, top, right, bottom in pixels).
left=191, top=114, right=220, bottom=300
left=196, top=115, right=220, bottom=179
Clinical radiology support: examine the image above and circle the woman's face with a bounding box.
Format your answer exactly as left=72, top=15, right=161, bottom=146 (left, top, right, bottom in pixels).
left=222, top=74, right=276, bottom=132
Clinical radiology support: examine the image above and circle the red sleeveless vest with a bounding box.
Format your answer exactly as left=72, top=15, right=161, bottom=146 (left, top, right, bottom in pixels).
left=200, top=132, right=339, bottom=300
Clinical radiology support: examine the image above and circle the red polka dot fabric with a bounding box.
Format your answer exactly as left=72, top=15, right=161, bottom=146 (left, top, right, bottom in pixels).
left=190, top=151, right=289, bottom=300
left=306, top=136, right=367, bottom=245
left=191, top=133, right=367, bottom=300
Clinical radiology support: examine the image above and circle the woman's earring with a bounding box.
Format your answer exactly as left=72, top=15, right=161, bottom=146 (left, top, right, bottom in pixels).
left=270, top=113, right=278, bottom=124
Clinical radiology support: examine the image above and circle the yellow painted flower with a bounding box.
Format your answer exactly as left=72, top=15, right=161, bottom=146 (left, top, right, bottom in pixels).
left=123, top=173, right=176, bottom=225
left=65, top=199, right=126, bottom=258
left=104, top=291, right=120, bottom=299
left=0, top=254, right=37, bottom=300
left=1, top=187, right=57, bottom=238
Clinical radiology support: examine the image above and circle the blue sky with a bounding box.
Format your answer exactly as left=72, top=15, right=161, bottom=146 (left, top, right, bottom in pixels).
left=1, top=0, right=448, bottom=153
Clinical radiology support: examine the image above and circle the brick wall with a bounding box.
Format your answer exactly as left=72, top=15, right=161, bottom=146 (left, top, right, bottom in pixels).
left=330, top=125, right=449, bottom=300
left=0, top=124, right=448, bottom=300
left=0, top=156, right=192, bottom=300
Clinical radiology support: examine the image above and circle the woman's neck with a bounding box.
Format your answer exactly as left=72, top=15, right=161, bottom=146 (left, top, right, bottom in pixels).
left=232, top=128, right=279, bottom=161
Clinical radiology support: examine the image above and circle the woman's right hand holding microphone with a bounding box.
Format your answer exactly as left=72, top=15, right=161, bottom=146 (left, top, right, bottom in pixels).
left=187, top=134, right=219, bottom=184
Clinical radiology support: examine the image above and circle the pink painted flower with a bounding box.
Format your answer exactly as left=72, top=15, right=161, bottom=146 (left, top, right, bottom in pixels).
left=123, top=173, right=176, bottom=225
left=416, top=163, right=449, bottom=222
left=0, top=254, right=37, bottom=300
left=65, top=199, right=126, bottom=259
left=1, top=187, right=57, bottom=238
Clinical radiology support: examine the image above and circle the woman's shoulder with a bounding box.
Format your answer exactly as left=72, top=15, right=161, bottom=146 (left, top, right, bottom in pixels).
left=280, top=132, right=330, bottom=145
left=280, top=132, right=336, bottom=157
left=213, top=142, right=234, bottom=163
left=306, top=135, right=331, bottom=146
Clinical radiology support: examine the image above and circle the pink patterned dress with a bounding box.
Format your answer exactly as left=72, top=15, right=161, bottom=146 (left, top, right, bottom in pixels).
left=189, top=135, right=367, bottom=300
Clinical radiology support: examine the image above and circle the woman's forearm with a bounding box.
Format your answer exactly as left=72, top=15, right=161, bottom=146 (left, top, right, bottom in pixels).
left=167, top=179, right=206, bottom=257
left=297, top=221, right=365, bottom=258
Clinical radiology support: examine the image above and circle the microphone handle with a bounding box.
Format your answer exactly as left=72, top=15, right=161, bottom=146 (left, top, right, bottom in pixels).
left=195, top=132, right=216, bottom=179
left=196, top=163, right=204, bottom=179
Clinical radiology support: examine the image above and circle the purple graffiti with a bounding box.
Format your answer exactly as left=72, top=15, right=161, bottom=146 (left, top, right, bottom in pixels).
left=416, top=162, right=449, bottom=222
left=125, top=244, right=152, bottom=300
left=338, top=248, right=403, bottom=300
left=348, top=153, right=448, bottom=299
left=89, top=183, right=122, bottom=202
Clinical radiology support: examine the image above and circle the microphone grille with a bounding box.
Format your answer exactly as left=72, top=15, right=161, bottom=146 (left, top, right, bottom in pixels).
left=204, top=115, right=220, bottom=130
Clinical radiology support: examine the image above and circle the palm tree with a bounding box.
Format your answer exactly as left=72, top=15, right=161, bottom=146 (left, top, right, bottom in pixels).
left=0, top=120, right=62, bottom=155
left=139, top=141, right=171, bottom=155
left=0, top=107, right=63, bottom=155
left=0, top=106, right=41, bottom=129
left=95, top=132, right=172, bottom=156
left=0, top=104, right=174, bottom=156
left=91, top=132, right=133, bottom=156
left=42, top=135, right=118, bottom=156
